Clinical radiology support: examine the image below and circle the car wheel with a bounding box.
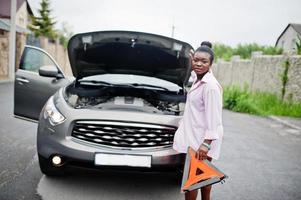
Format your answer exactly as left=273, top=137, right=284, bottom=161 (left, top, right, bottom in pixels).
left=38, top=154, right=65, bottom=176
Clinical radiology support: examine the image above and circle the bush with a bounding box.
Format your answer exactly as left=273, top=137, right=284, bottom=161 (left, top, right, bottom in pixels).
left=223, top=86, right=301, bottom=118
left=213, top=43, right=283, bottom=61
left=223, top=85, right=261, bottom=115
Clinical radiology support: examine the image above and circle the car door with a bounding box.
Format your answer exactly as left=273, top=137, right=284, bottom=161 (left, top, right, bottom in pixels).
left=14, top=45, right=71, bottom=121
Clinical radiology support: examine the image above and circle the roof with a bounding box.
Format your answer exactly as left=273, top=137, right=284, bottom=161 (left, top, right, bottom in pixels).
left=26, top=0, right=33, bottom=16
left=291, top=23, right=301, bottom=35
left=0, top=0, right=33, bottom=18
left=0, top=18, right=30, bottom=33
left=275, top=23, right=301, bottom=46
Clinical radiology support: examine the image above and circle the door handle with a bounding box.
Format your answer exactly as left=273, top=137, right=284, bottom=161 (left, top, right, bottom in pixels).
left=16, top=77, right=30, bottom=83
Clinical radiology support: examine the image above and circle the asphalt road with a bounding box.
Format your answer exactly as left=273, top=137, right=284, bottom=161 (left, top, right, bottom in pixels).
left=1, top=82, right=301, bottom=200
left=0, top=82, right=42, bottom=200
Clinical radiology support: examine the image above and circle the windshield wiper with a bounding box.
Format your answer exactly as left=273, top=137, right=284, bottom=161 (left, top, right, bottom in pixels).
left=78, top=80, right=113, bottom=86
left=128, top=83, right=169, bottom=91
left=78, top=80, right=169, bottom=91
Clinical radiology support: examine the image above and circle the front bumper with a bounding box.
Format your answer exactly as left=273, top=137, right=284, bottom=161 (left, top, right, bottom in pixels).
left=37, top=119, right=185, bottom=171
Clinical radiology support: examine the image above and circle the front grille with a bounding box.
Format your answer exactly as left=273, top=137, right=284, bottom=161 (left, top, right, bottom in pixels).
left=71, top=121, right=176, bottom=149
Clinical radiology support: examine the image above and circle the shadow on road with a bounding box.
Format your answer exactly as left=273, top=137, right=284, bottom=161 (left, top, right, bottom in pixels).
left=38, top=169, right=184, bottom=200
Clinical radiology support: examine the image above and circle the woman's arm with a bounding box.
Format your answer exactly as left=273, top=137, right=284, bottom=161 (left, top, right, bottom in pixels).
left=196, top=86, right=222, bottom=160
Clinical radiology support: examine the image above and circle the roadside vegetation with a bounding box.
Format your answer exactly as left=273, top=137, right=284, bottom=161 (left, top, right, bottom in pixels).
left=223, top=85, right=301, bottom=118
left=28, top=0, right=73, bottom=48
left=296, top=36, right=301, bottom=55
left=213, top=43, right=283, bottom=61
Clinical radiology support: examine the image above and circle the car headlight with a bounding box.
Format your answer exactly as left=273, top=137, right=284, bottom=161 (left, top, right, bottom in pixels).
left=43, top=96, right=66, bottom=125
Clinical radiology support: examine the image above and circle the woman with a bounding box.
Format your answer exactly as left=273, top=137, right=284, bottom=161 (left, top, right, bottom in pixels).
left=173, top=41, right=223, bottom=200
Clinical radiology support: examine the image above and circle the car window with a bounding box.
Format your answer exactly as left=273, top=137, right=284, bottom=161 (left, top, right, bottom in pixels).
left=20, top=47, right=57, bottom=73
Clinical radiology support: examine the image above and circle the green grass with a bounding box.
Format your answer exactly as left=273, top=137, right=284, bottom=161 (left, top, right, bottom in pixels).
left=223, top=86, right=301, bottom=118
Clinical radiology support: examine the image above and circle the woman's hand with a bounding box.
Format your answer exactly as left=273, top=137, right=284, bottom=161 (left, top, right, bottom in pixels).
left=195, top=145, right=209, bottom=160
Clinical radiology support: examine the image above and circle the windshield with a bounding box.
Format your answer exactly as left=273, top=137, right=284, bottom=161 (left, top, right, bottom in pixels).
left=80, top=74, right=182, bottom=92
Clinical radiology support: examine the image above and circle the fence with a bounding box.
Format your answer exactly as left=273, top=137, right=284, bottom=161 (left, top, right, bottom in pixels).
left=0, top=31, right=26, bottom=78
left=211, top=51, right=301, bottom=102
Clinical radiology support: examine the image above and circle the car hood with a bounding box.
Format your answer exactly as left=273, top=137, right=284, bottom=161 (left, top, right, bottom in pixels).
left=67, top=31, right=193, bottom=87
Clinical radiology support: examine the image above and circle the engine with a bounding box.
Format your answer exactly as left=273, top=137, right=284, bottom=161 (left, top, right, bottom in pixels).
left=64, top=85, right=185, bottom=115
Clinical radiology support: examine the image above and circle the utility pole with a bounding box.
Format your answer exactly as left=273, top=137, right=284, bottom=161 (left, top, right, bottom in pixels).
left=171, top=16, right=175, bottom=38
left=171, top=24, right=175, bottom=38
left=9, top=0, right=17, bottom=81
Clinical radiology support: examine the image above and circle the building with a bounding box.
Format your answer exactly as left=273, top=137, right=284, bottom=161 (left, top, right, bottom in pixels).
left=0, top=0, right=33, bottom=79
left=275, top=23, right=301, bottom=52
left=0, top=0, right=33, bottom=29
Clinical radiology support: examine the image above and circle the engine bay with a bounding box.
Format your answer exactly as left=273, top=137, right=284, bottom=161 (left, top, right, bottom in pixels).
left=64, top=84, right=186, bottom=115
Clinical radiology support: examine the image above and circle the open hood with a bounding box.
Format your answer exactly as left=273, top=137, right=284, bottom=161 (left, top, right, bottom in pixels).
left=68, top=31, right=193, bottom=87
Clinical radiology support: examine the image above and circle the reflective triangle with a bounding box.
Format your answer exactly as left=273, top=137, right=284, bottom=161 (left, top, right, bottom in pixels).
left=181, top=147, right=228, bottom=192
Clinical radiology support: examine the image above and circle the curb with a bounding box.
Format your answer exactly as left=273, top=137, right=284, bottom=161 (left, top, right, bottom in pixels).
left=268, top=116, right=301, bottom=131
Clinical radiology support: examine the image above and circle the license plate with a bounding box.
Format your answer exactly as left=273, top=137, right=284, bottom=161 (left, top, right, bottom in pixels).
left=95, top=153, right=151, bottom=168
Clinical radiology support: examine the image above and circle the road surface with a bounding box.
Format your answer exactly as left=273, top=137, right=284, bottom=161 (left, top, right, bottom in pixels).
left=0, top=82, right=300, bottom=200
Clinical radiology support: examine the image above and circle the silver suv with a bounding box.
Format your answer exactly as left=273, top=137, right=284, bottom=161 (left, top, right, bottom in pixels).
left=14, top=31, right=193, bottom=175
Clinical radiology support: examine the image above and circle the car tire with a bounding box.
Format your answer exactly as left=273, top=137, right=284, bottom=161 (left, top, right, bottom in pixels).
left=38, top=154, right=65, bottom=176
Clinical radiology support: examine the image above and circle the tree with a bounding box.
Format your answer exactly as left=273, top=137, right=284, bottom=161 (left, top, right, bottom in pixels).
left=28, top=0, right=57, bottom=40
left=213, top=43, right=233, bottom=61
left=213, top=43, right=283, bottom=61
left=57, top=21, right=73, bottom=48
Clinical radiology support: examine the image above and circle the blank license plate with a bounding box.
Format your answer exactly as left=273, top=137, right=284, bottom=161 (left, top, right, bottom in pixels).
left=95, top=153, right=151, bottom=168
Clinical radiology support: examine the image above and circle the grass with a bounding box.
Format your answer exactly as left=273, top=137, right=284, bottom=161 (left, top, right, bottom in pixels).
left=223, top=85, right=301, bottom=118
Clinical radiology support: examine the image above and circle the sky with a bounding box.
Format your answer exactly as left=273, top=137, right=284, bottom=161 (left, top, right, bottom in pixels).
left=27, top=0, right=301, bottom=48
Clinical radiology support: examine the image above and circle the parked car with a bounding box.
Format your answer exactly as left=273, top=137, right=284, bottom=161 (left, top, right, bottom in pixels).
left=14, top=31, right=193, bottom=176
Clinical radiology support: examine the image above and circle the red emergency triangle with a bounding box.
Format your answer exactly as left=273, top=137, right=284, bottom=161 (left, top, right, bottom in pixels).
left=181, top=147, right=227, bottom=192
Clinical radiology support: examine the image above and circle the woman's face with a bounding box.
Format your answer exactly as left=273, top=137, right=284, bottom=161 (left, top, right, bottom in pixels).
left=192, top=51, right=211, bottom=75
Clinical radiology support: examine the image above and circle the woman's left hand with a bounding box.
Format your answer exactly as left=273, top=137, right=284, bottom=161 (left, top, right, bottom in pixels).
left=195, top=145, right=209, bottom=160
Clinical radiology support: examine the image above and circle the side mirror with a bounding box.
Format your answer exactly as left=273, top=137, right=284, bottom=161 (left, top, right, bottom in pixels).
left=39, top=65, right=63, bottom=78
